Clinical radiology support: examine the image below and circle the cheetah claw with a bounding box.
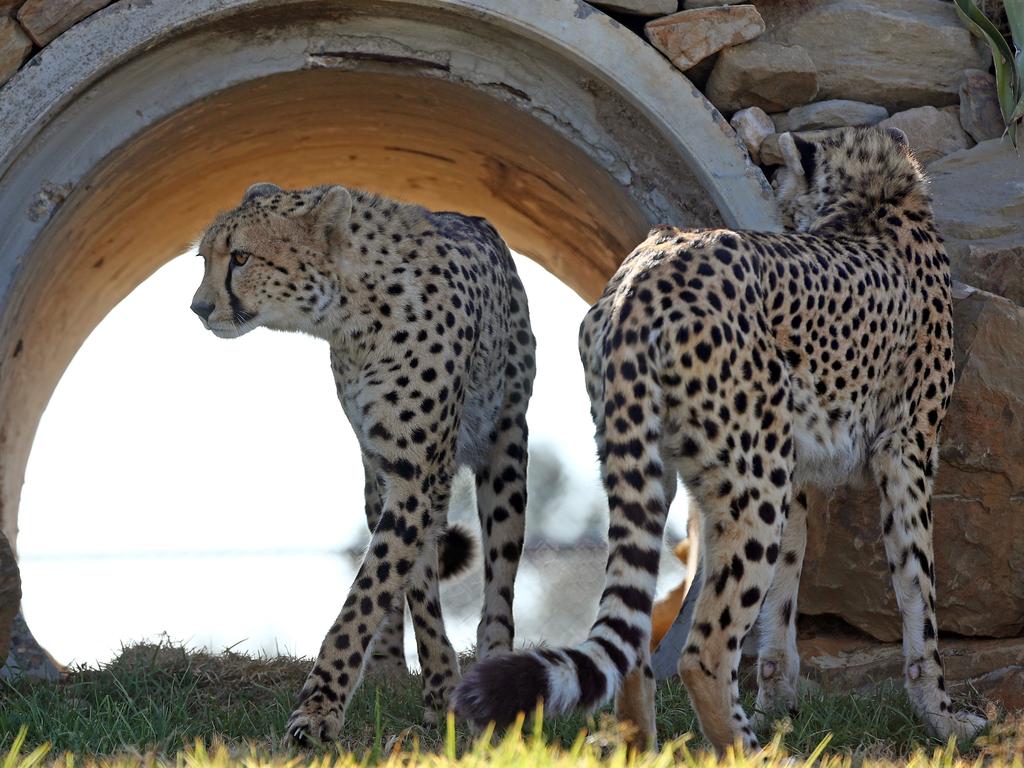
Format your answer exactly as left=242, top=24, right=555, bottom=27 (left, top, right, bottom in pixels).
left=285, top=703, right=343, bottom=747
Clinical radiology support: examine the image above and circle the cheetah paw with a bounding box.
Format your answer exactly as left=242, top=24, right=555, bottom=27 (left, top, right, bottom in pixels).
left=925, top=709, right=987, bottom=743
left=285, top=700, right=344, bottom=747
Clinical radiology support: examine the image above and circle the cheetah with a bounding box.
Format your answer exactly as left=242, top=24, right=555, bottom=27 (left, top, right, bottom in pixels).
left=190, top=183, right=535, bottom=744
left=454, top=126, right=986, bottom=752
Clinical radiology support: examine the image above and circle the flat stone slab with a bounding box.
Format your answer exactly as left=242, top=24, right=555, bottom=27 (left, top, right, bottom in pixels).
left=645, top=5, right=765, bottom=71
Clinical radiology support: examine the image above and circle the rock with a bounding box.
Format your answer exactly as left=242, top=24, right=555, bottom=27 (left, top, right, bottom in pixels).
left=959, top=69, right=1005, bottom=143
left=729, top=106, right=774, bottom=164
left=951, top=244, right=1024, bottom=307
left=759, top=128, right=836, bottom=166
left=0, top=16, right=32, bottom=88
left=16, top=0, right=110, bottom=47
left=800, top=286, right=1024, bottom=640
left=798, top=631, right=1024, bottom=691
left=589, top=0, right=678, bottom=15
left=0, top=532, right=19, bottom=664
left=684, top=0, right=746, bottom=7
left=963, top=666, right=1024, bottom=711
left=0, top=1, right=27, bottom=14
left=1, top=610, right=61, bottom=681
left=929, top=140, right=1024, bottom=305
left=705, top=41, right=817, bottom=113
left=877, top=106, right=972, bottom=166
left=645, top=5, right=765, bottom=72
left=773, top=99, right=888, bottom=133
left=754, top=0, right=988, bottom=112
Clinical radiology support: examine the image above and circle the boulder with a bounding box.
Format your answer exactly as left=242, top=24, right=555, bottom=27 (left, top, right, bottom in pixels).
left=758, top=128, right=837, bottom=166
left=959, top=69, right=1005, bottom=143
left=729, top=106, right=774, bottom=164
left=0, top=16, right=32, bottom=88
left=0, top=532, right=19, bottom=663
left=590, top=0, right=678, bottom=15
left=705, top=41, right=817, bottom=113
left=962, top=666, right=1024, bottom=711
left=800, top=286, right=1024, bottom=641
left=1, top=610, right=61, bottom=680
left=16, top=0, right=110, bottom=47
left=798, top=630, right=1024, bottom=691
left=929, top=139, right=1024, bottom=305
left=878, top=106, right=973, bottom=166
left=772, top=99, right=888, bottom=133
left=645, top=5, right=765, bottom=72
left=754, top=0, right=988, bottom=112
left=684, top=0, right=746, bottom=7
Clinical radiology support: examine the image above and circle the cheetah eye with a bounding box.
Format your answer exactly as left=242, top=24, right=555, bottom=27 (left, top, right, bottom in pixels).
left=230, top=249, right=250, bottom=266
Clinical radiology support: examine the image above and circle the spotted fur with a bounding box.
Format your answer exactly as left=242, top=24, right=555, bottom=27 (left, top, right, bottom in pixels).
left=191, top=184, right=535, bottom=744
left=453, top=127, right=985, bottom=752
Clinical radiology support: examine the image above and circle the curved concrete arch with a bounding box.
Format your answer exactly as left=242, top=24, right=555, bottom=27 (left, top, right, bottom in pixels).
left=0, top=0, right=776, bottom=557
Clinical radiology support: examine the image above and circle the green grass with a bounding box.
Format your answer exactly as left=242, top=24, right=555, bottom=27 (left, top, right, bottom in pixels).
left=0, top=642, right=1018, bottom=765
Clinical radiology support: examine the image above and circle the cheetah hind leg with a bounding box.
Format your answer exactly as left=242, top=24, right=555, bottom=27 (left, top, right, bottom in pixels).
left=873, top=444, right=986, bottom=743
left=751, top=490, right=807, bottom=732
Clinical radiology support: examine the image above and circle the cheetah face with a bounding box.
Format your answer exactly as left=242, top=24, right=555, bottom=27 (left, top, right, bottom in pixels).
left=191, top=184, right=352, bottom=339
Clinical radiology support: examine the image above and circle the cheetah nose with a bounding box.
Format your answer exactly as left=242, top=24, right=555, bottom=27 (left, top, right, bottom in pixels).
left=191, top=300, right=214, bottom=322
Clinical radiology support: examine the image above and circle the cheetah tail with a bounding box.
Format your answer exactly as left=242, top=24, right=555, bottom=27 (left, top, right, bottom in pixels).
left=453, top=348, right=666, bottom=729
left=438, top=523, right=476, bottom=580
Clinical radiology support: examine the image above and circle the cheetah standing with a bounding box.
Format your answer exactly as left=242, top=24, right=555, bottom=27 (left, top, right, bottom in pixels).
left=190, top=184, right=535, bottom=743
left=454, top=127, right=985, bottom=752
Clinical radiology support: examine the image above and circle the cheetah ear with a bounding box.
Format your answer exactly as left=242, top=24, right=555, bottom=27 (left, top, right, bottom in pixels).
left=779, top=132, right=817, bottom=179
left=885, top=127, right=909, bottom=148
left=241, top=182, right=282, bottom=205
left=308, top=185, right=353, bottom=250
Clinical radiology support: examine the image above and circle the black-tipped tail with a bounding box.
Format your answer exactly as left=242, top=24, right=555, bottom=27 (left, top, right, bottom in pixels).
left=438, top=523, right=476, bottom=580
left=452, top=652, right=550, bottom=729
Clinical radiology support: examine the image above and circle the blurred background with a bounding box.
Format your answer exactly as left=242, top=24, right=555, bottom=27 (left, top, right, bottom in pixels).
left=17, top=251, right=690, bottom=670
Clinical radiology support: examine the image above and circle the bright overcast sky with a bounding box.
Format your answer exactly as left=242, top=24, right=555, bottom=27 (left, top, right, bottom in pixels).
left=17, top=251, right=688, bottom=666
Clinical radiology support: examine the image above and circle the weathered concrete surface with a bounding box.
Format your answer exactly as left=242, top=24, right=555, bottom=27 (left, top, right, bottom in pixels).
left=592, top=0, right=677, bottom=14
left=0, top=0, right=776, bottom=572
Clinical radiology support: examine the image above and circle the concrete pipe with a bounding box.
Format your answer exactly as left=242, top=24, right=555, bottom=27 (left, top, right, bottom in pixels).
left=0, top=0, right=774, bottom=579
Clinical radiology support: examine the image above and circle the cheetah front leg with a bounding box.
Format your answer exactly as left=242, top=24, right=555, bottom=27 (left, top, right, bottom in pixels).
left=871, top=438, right=986, bottom=743
left=286, top=394, right=460, bottom=745
left=752, top=489, right=807, bottom=730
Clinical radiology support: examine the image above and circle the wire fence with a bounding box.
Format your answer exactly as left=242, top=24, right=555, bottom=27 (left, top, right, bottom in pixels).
left=337, top=537, right=689, bottom=666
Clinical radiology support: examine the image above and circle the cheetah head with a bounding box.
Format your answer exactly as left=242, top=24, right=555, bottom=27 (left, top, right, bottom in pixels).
left=773, top=125, right=915, bottom=233
left=191, top=183, right=352, bottom=338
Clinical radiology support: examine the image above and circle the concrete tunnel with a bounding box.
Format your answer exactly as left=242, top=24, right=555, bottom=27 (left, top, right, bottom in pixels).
left=0, top=0, right=777, bottom=650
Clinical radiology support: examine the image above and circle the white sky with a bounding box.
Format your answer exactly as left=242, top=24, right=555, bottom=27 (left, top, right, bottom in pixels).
left=17, top=252, right=688, bottom=666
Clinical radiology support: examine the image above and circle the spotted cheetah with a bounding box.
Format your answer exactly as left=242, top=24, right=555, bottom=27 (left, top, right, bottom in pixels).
left=454, top=126, right=985, bottom=752
left=190, top=183, right=535, bottom=744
